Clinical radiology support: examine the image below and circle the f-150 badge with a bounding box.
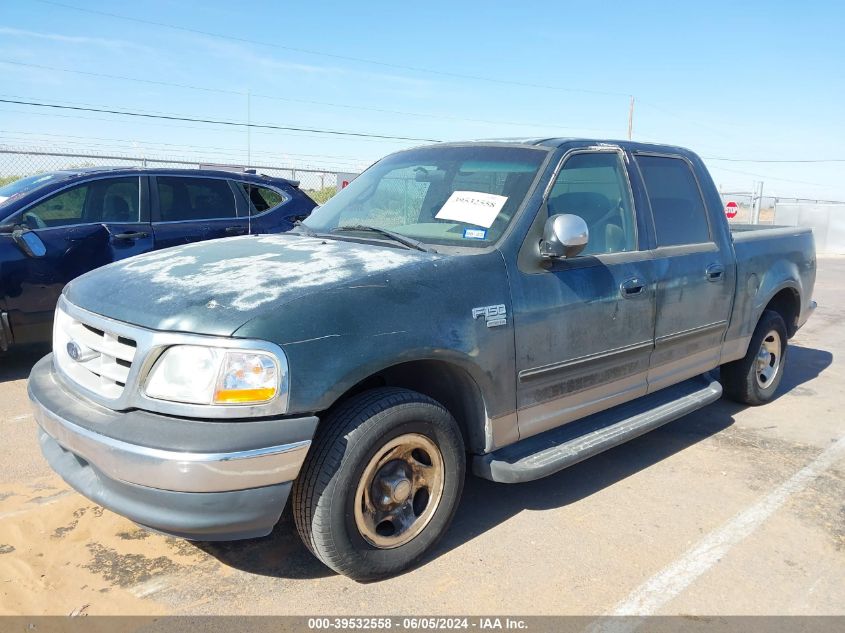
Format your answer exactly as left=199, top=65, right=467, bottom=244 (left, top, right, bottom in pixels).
left=472, top=304, right=507, bottom=328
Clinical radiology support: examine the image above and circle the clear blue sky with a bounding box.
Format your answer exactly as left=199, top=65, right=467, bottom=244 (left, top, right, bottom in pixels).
left=1, top=0, right=843, bottom=199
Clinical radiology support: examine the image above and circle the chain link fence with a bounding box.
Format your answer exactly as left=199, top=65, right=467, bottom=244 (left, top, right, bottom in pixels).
left=0, top=147, right=348, bottom=204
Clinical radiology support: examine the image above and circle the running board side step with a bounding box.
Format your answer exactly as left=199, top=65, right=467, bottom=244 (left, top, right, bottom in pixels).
left=473, top=374, right=723, bottom=483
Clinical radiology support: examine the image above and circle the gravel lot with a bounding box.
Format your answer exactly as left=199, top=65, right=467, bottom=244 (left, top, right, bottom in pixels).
left=1, top=257, right=843, bottom=617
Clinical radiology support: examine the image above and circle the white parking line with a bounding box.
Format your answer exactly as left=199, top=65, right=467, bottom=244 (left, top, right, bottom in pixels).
left=589, top=434, right=845, bottom=632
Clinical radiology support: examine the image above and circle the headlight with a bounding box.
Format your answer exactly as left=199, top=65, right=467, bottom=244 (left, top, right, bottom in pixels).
left=144, top=345, right=287, bottom=408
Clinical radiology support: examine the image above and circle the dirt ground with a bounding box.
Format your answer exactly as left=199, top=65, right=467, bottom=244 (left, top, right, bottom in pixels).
left=0, top=258, right=843, bottom=617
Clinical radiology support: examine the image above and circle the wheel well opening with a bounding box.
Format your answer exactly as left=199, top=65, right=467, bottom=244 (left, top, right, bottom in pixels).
left=329, top=360, right=487, bottom=453
left=765, top=288, right=800, bottom=337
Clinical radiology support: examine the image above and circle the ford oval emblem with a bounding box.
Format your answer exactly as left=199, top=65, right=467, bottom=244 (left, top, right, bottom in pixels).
left=66, top=341, right=97, bottom=363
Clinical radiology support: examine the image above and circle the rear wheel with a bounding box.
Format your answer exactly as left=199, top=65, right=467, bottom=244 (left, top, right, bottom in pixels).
left=721, top=310, right=788, bottom=405
left=292, top=388, right=465, bottom=580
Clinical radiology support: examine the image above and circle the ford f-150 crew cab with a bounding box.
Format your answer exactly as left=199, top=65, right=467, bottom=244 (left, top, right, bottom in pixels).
left=28, top=139, right=816, bottom=580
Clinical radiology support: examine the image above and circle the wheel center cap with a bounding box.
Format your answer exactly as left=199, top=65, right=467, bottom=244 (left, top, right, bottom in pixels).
left=392, top=479, right=412, bottom=503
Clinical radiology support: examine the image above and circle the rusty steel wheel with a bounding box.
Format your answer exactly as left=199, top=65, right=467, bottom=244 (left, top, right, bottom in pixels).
left=292, top=387, right=465, bottom=580
left=353, top=433, right=445, bottom=549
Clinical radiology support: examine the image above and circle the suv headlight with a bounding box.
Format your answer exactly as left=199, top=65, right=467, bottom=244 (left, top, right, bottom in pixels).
left=144, top=345, right=288, bottom=408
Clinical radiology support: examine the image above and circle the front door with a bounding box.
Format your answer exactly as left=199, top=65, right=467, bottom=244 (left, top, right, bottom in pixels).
left=0, top=175, right=152, bottom=344
left=632, top=153, right=734, bottom=392
left=512, top=149, right=656, bottom=440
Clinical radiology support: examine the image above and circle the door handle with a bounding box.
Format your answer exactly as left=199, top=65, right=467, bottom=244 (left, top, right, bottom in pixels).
left=224, top=226, right=247, bottom=235
left=620, top=277, right=647, bottom=298
left=111, top=231, right=149, bottom=241
left=705, top=264, right=725, bottom=282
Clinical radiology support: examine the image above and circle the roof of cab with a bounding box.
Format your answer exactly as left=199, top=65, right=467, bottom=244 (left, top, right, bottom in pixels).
left=432, top=137, right=699, bottom=159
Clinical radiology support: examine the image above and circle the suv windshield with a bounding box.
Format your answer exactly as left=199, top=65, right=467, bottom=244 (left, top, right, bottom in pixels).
left=303, top=145, right=548, bottom=247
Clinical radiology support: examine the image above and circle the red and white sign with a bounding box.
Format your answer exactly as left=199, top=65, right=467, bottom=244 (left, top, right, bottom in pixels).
left=336, top=172, right=359, bottom=190
left=725, top=201, right=738, bottom=219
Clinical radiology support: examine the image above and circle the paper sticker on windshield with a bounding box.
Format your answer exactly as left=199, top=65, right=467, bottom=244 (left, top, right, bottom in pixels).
left=463, top=228, right=487, bottom=240
left=435, top=191, right=507, bottom=228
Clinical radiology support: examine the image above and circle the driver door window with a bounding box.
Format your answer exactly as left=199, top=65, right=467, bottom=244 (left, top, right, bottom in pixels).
left=20, top=177, right=140, bottom=229
left=21, top=184, right=89, bottom=229
left=547, top=152, right=637, bottom=255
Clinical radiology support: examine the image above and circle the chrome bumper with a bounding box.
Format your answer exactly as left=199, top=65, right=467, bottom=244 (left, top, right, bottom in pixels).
left=28, top=355, right=312, bottom=493
left=32, top=398, right=310, bottom=492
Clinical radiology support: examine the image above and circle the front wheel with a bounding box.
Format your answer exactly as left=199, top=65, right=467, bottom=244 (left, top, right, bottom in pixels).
left=720, top=310, right=788, bottom=405
left=292, top=388, right=465, bottom=580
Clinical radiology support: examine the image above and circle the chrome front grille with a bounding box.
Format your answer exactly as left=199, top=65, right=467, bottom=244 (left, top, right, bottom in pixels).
left=53, top=303, right=138, bottom=400
left=51, top=296, right=289, bottom=418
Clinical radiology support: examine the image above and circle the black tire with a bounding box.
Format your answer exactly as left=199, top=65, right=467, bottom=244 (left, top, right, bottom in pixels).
left=721, top=310, right=788, bottom=405
left=291, top=387, right=465, bottom=581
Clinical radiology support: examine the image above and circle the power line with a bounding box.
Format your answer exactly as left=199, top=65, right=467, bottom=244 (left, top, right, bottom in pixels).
left=705, top=157, right=845, bottom=164
left=33, top=0, right=631, bottom=99
left=0, top=60, right=620, bottom=134
left=706, top=163, right=836, bottom=188
left=0, top=106, right=417, bottom=146
left=0, top=129, right=367, bottom=163
left=0, top=98, right=441, bottom=143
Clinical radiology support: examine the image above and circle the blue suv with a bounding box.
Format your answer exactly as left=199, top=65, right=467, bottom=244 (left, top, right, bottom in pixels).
left=0, top=167, right=316, bottom=350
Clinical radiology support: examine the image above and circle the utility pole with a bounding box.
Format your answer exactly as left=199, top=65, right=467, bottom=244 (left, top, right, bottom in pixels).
left=627, top=95, right=635, bottom=140
left=751, top=180, right=764, bottom=224
left=246, top=89, right=252, bottom=169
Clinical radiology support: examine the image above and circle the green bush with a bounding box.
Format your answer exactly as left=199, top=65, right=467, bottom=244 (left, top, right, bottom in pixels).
left=307, top=186, right=337, bottom=205
left=0, top=175, right=22, bottom=188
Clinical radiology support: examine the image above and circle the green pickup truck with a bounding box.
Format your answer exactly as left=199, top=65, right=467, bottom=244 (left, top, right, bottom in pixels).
left=28, top=139, right=816, bottom=580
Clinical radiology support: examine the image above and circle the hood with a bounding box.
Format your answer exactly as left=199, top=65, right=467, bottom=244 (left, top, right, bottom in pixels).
left=64, top=233, right=438, bottom=336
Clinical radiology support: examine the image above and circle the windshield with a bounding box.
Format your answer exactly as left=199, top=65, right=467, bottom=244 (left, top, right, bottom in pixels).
left=304, top=145, right=548, bottom=247
left=0, top=173, right=63, bottom=209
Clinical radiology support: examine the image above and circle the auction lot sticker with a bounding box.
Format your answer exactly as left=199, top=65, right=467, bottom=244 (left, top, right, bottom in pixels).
left=435, top=191, right=508, bottom=228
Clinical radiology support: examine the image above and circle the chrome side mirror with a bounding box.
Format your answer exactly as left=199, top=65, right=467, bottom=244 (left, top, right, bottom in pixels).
left=12, top=229, right=47, bottom=258
left=540, top=214, right=588, bottom=259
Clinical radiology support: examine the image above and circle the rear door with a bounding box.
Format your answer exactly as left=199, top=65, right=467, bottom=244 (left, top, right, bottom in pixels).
left=0, top=175, right=151, bottom=343
left=632, top=153, right=734, bottom=391
left=151, top=175, right=243, bottom=247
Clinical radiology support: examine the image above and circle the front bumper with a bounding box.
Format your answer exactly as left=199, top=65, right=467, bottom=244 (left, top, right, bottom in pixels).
left=29, top=354, right=318, bottom=540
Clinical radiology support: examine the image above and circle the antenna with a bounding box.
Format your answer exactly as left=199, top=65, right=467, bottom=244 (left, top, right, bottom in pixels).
left=247, top=89, right=252, bottom=235
left=247, top=182, right=253, bottom=235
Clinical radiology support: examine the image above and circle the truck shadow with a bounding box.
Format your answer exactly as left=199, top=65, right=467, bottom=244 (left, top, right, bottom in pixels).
left=0, top=344, right=50, bottom=383
left=196, top=344, right=831, bottom=581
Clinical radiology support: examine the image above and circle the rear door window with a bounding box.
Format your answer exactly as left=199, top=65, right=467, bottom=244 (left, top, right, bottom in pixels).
left=157, top=177, right=237, bottom=222
left=635, top=155, right=710, bottom=246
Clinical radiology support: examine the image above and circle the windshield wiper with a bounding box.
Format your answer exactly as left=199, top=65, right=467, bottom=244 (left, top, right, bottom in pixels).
left=332, top=225, right=437, bottom=253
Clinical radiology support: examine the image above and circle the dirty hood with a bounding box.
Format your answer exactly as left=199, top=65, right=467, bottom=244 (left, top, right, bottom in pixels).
left=64, top=233, right=437, bottom=336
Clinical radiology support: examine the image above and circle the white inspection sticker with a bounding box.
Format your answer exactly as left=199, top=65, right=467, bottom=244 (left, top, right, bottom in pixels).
left=435, top=191, right=508, bottom=228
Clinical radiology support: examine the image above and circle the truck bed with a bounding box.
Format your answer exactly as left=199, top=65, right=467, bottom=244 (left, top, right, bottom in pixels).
left=720, top=223, right=816, bottom=362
